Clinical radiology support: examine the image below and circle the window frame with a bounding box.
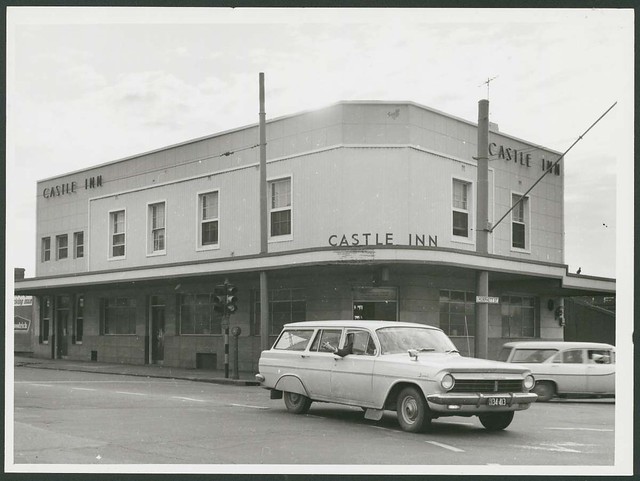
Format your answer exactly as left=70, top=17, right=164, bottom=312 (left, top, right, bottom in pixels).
left=147, top=200, right=167, bottom=256
left=56, top=234, right=68, bottom=260
left=178, top=293, right=224, bottom=335
left=108, top=209, right=127, bottom=260
left=39, top=296, right=52, bottom=343
left=101, top=297, right=137, bottom=335
left=439, top=290, right=476, bottom=337
left=196, top=190, right=220, bottom=251
left=451, top=177, right=474, bottom=244
left=501, top=294, right=538, bottom=338
left=73, top=231, right=84, bottom=259
left=268, top=176, right=293, bottom=242
left=510, top=191, right=531, bottom=253
left=41, top=237, right=51, bottom=263
left=252, top=287, right=306, bottom=336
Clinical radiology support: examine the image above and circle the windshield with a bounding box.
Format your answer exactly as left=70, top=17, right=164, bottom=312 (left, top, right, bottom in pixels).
left=376, top=327, right=457, bottom=355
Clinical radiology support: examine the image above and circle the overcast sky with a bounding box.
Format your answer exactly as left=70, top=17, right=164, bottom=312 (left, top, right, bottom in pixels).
left=6, top=7, right=634, bottom=279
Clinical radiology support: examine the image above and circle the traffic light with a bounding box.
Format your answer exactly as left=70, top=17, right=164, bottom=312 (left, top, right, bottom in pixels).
left=213, top=284, right=226, bottom=314
left=225, top=283, right=238, bottom=315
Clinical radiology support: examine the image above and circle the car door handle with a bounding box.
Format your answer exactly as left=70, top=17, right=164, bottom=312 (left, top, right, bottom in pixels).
left=300, top=354, right=309, bottom=358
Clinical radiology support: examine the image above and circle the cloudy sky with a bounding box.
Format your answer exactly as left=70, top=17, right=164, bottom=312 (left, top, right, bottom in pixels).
left=6, top=7, right=633, bottom=279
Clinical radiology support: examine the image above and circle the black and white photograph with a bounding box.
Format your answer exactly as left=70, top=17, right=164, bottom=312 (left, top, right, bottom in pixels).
left=5, top=6, right=634, bottom=476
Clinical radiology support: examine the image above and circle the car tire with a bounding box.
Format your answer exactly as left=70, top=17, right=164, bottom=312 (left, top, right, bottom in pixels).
left=396, top=386, right=431, bottom=433
left=478, top=411, right=514, bottom=431
left=532, top=381, right=555, bottom=402
left=283, top=391, right=312, bottom=414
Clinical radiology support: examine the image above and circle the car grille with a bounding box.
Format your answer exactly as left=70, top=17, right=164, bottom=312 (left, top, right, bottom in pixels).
left=450, top=379, right=523, bottom=393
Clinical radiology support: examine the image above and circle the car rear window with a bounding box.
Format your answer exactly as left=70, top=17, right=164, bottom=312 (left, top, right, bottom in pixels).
left=511, top=348, right=558, bottom=363
left=273, top=329, right=314, bottom=351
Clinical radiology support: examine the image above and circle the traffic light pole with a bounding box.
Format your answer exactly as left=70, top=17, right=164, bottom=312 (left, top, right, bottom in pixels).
left=223, top=314, right=229, bottom=378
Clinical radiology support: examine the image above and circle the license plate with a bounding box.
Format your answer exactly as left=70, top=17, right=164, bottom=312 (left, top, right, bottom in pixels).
left=487, top=397, right=507, bottom=407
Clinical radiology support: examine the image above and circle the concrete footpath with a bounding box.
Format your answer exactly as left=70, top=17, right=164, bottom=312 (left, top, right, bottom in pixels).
left=13, top=355, right=260, bottom=386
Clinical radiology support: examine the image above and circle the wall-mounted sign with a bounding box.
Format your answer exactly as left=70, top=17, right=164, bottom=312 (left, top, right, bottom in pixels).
left=476, top=296, right=499, bottom=304
left=14, top=296, right=33, bottom=306
left=328, top=233, right=438, bottom=248
left=489, top=143, right=560, bottom=176
left=14, top=318, right=31, bottom=331
left=42, top=175, right=104, bottom=199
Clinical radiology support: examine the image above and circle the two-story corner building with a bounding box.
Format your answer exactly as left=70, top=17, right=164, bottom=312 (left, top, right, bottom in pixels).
left=15, top=100, right=615, bottom=372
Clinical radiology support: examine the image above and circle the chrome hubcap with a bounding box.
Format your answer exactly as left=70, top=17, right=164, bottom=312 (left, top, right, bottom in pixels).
left=402, top=396, right=418, bottom=424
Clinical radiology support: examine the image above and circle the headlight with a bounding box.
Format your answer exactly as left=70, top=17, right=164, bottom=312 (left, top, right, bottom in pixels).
left=441, top=373, right=455, bottom=390
left=523, top=375, right=535, bottom=390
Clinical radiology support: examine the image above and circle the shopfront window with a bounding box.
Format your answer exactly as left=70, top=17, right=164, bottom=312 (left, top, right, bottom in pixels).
left=102, top=297, right=136, bottom=335
left=501, top=295, right=537, bottom=338
left=439, top=290, right=475, bottom=337
left=180, top=294, right=223, bottom=335
left=74, top=295, right=84, bottom=343
left=352, top=287, right=397, bottom=321
left=252, top=288, right=306, bottom=335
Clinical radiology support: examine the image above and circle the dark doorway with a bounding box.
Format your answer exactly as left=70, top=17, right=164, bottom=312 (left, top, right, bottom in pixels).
left=150, top=296, right=166, bottom=363
left=55, top=296, right=71, bottom=358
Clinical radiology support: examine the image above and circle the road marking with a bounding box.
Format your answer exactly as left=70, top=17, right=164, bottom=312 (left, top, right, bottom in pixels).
left=172, top=396, right=205, bottom=402
left=116, top=391, right=146, bottom=396
left=425, top=441, right=465, bottom=453
left=546, top=427, right=614, bottom=432
left=29, top=384, right=53, bottom=387
left=370, top=426, right=397, bottom=433
left=229, top=403, right=269, bottom=410
left=514, top=443, right=581, bottom=453
left=71, top=387, right=97, bottom=391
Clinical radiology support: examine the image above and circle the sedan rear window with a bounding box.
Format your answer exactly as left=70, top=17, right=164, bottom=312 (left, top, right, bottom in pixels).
left=273, top=329, right=314, bottom=351
left=511, top=348, right=558, bottom=363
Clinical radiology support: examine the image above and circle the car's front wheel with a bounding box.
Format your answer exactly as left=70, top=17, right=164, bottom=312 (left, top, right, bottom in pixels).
left=532, top=381, right=555, bottom=402
left=396, top=386, right=431, bottom=433
left=283, top=391, right=312, bottom=414
left=479, top=411, right=514, bottom=431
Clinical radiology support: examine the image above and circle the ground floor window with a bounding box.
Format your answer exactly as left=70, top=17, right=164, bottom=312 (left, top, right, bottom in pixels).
left=102, top=297, right=137, bottom=335
left=352, top=287, right=397, bottom=321
left=179, top=294, right=223, bottom=335
left=39, top=296, right=52, bottom=343
left=501, top=295, right=537, bottom=338
left=439, top=290, right=475, bottom=337
left=252, top=288, right=306, bottom=335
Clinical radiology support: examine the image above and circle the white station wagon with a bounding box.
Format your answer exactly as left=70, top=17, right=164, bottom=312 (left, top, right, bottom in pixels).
left=256, top=321, right=537, bottom=432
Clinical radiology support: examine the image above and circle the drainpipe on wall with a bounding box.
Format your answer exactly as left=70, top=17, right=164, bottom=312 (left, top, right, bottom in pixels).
left=474, top=99, right=490, bottom=359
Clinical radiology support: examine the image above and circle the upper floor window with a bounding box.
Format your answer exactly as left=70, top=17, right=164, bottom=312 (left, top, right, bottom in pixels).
left=198, top=191, right=219, bottom=248
left=269, top=177, right=292, bottom=238
left=452, top=179, right=471, bottom=238
left=148, top=202, right=166, bottom=254
left=110, top=210, right=126, bottom=258
left=512, top=194, right=529, bottom=250
left=56, top=234, right=68, bottom=260
left=74, top=232, right=84, bottom=258
left=41, top=237, right=51, bottom=262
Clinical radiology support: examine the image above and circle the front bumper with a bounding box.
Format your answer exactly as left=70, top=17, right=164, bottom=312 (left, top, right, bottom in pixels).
left=426, top=392, right=538, bottom=413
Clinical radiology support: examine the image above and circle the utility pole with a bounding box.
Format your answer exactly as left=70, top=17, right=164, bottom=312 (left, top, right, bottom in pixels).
left=474, top=99, right=490, bottom=359
left=259, top=73, right=270, bottom=352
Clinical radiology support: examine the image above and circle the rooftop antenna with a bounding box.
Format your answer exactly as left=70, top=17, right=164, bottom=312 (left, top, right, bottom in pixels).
left=480, top=76, right=498, bottom=100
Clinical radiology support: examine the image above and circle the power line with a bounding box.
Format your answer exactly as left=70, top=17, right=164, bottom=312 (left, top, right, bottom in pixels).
left=489, top=101, right=617, bottom=233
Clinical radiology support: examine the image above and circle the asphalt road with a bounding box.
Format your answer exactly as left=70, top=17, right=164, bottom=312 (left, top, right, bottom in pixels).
left=12, top=366, right=615, bottom=469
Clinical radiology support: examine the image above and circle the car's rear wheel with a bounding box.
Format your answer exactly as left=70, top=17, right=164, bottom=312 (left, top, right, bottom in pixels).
left=283, top=391, right=312, bottom=414
left=479, top=411, right=514, bottom=431
left=532, top=381, right=555, bottom=402
left=396, top=386, right=431, bottom=433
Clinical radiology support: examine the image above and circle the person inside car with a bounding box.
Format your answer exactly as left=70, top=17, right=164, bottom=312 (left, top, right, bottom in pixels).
left=323, top=333, right=354, bottom=357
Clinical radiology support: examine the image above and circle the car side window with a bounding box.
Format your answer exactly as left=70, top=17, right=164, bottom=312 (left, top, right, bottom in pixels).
left=273, top=329, right=315, bottom=351
left=310, top=329, right=342, bottom=353
left=346, top=329, right=377, bottom=356
left=561, top=349, right=584, bottom=364
left=588, top=349, right=613, bottom=364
